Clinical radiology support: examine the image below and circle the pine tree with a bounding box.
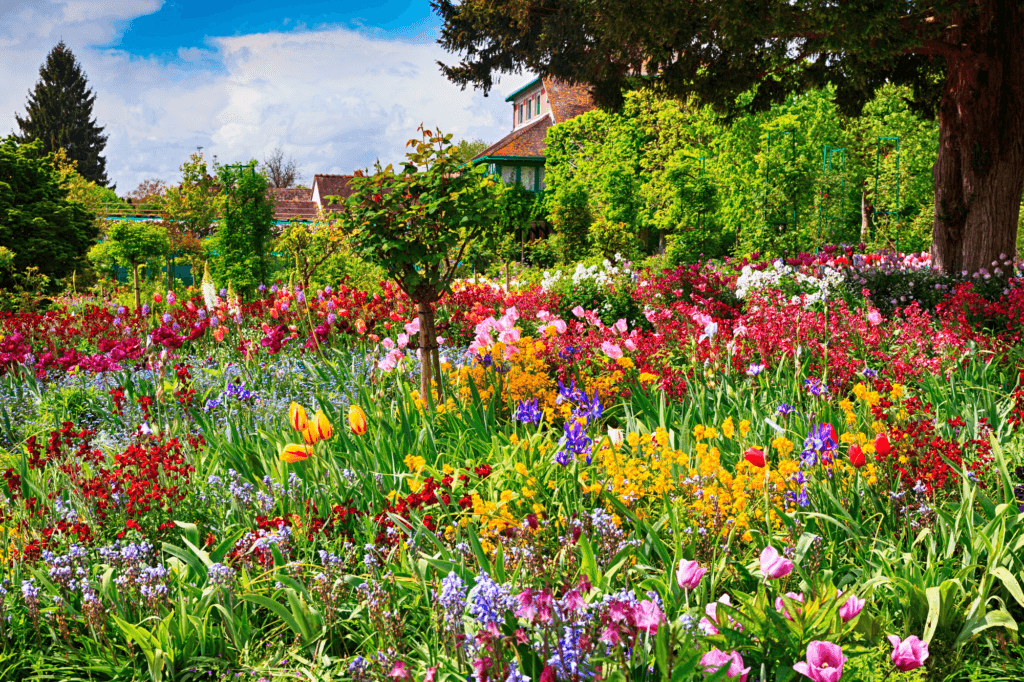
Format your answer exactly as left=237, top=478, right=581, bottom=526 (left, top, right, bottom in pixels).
left=15, top=41, right=110, bottom=187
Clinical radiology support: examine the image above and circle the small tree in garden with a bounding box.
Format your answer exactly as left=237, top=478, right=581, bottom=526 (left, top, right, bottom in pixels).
left=275, top=217, right=347, bottom=292
left=214, top=161, right=274, bottom=297
left=105, top=220, right=170, bottom=310
left=345, top=126, right=502, bottom=405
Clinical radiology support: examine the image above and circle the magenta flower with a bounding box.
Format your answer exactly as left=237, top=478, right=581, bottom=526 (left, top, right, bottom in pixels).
left=793, top=641, right=847, bottom=682
left=699, top=594, right=731, bottom=635
left=676, top=559, right=708, bottom=590
left=700, top=649, right=750, bottom=681
left=774, top=591, right=804, bottom=620
left=562, top=589, right=587, bottom=612
left=516, top=588, right=537, bottom=621
left=389, top=661, right=411, bottom=680
left=634, top=599, right=664, bottom=635
left=888, top=635, right=929, bottom=671
left=759, top=546, right=794, bottom=579
left=839, top=594, right=865, bottom=622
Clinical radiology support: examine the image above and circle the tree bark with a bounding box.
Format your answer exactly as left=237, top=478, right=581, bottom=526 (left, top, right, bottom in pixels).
left=131, top=262, right=141, bottom=310
left=860, top=186, right=873, bottom=244
left=931, top=2, right=1024, bottom=274
left=416, top=300, right=436, bottom=410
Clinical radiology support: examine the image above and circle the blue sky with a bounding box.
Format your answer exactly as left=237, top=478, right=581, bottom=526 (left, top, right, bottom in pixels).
left=0, top=0, right=529, bottom=192
left=111, top=0, right=442, bottom=58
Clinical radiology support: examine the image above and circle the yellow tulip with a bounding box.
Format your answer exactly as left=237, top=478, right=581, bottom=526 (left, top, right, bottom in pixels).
left=312, top=410, right=333, bottom=440
left=289, top=402, right=308, bottom=431
left=280, top=443, right=312, bottom=463
left=348, top=404, right=367, bottom=435
left=301, top=423, right=320, bottom=446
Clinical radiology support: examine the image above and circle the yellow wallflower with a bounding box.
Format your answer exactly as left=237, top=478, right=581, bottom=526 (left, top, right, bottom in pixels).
left=739, top=420, right=751, bottom=437
left=891, top=384, right=905, bottom=399
left=772, top=436, right=794, bottom=458
left=616, top=357, right=635, bottom=369
left=404, top=454, right=426, bottom=472
left=638, top=372, right=659, bottom=383
left=514, top=462, right=529, bottom=477
left=721, top=417, right=735, bottom=439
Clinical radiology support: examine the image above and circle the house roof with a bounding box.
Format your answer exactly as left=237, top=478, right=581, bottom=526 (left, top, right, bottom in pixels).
left=472, top=115, right=553, bottom=161
left=312, top=174, right=355, bottom=205
left=543, top=78, right=596, bottom=124
left=505, top=77, right=542, bottom=102
left=269, top=187, right=312, bottom=202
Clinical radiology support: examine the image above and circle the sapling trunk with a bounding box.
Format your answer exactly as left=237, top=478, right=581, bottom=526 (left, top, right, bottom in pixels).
left=131, top=262, right=141, bottom=310
left=416, top=301, right=435, bottom=410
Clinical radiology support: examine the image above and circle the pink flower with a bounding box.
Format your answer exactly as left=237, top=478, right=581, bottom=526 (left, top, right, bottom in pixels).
left=634, top=599, right=663, bottom=635
left=676, top=559, right=707, bottom=590
left=774, top=592, right=804, bottom=620
left=599, top=624, right=621, bottom=645
left=793, top=641, right=847, bottom=682
left=535, top=590, right=553, bottom=623
left=404, top=318, right=420, bottom=335
left=536, top=310, right=553, bottom=322
left=608, top=600, right=633, bottom=623
left=624, top=338, right=637, bottom=351
left=691, top=311, right=713, bottom=327
left=601, top=341, right=623, bottom=359
left=759, top=546, right=794, bottom=579
left=397, top=333, right=409, bottom=349
left=867, top=308, right=883, bottom=326
left=839, top=594, right=865, bottom=622
left=425, top=667, right=438, bottom=682
left=389, top=661, right=411, bottom=680
left=700, top=649, right=749, bottom=681
left=498, top=328, right=521, bottom=345
left=699, top=594, right=731, bottom=635
left=888, top=635, right=929, bottom=671
left=562, top=589, right=587, bottom=612
left=613, top=318, right=628, bottom=335
left=572, top=306, right=585, bottom=318
left=471, top=658, right=491, bottom=680
left=516, top=588, right=537, bottom=621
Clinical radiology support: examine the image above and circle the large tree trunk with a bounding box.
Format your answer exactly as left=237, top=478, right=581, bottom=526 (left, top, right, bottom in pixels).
left=931, top=2, right=1024, bottom=274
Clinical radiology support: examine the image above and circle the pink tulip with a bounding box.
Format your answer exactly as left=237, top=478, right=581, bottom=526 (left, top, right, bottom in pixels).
left=867, top=308, right=883, bottom=326
left=397, top=333, right=409, bottom=349
left=700, top=649, right=749, bottom=681
left=888, top=635, right=929, bottom=671
left=572, top=306, right=585, bottom=318
left=404, top=318, right=420, bottom=335
left=624, top=338, right=637, bottom=351
left=613, top=318, right=628, bottom=335
left=759, top=546, right=794, bottom=579
left=601, top=341, right=623, bottom=359
left=793, top=641, right=847, bottom=682
left=634, top=599, right=663, bottom=635
left=676, top=559, right=707, bottom=590
left=699, top=594, right=731, bottom=635
left=774, top=592, right=804, bottom=620
left=839, top=594, right=865, bottom=622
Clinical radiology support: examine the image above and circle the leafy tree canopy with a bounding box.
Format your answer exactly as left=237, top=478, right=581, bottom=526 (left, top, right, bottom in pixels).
left=0, top=136, right=97, bottom=289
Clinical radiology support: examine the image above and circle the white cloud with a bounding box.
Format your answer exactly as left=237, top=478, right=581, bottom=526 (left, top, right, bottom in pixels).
left=0, top=2, right=533, bottom=192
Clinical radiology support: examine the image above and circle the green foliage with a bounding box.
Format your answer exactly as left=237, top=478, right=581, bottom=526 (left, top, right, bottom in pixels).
left=163, top=153, right=219, bottom=239
left=452, top=138, right=489, bottom=165
left=214, top=161, right=274, bottom=297
left=0, top=136, right=97, bottom=289
left=546, top=180, right=592, bottom=263
left=14, top=41, right=110, bottom=186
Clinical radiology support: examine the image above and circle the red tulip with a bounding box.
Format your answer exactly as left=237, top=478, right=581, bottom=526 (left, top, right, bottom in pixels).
left=849, top=443, right=866, bottom=468
left=826, top=423, right=838, bottom=444
left=874, top=433, right=891, bottom=456
left=153, top=293, right=163, bottom=303
left=744, top=447, right=766, bottom=468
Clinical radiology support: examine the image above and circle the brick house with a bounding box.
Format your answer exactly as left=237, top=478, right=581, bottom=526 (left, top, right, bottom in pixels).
left=471, top=77, right=595, bottom=192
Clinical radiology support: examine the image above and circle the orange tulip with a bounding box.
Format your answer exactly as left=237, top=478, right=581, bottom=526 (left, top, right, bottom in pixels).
left=280, top=443, right=312, bottom=463
left=348, top=404, right=367, bottom=435
left=289, top=402, right=308, bottom=432
left=311, top=410, right=333, bottom=440
left=213, top=327, right=226, bottom=342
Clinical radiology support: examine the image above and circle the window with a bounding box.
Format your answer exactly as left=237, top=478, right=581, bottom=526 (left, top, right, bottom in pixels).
left=538, top=167, right=546, bottom=190
left=527, top=99, right=532, bottom=119
left=520, top=166, right=535, bottom=190
left=536, top=94, right=541, bottom=114
left=501, top=166, right=517, bottom=184
left=518, top=105, right=522, bottom=124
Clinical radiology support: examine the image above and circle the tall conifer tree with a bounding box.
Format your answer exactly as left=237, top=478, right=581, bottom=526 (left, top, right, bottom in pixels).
left=15, top=41, right=110, bottom=187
